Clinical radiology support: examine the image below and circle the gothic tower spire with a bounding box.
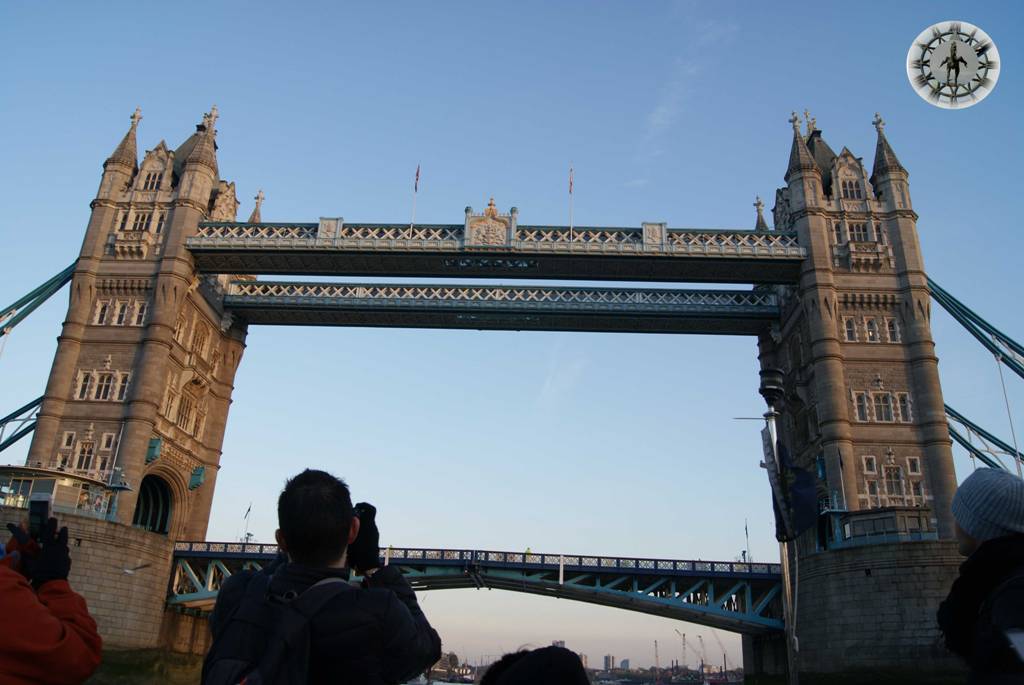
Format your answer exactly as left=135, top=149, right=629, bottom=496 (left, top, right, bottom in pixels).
left=184, top=105, right=219, bottom=175
left=785, top=111, right=819, bottom=182
left=753, top=195, right=768, bottom=230
left=870, top=112, right=906, bottom=184
left=248, top=189, right=264, bottom=223
left=105, top=107, right=142, bottom=172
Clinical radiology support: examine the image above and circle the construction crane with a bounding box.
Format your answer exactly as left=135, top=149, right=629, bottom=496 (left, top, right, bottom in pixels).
left=673, top=629, right=687, bottom=669
left=710, top=628, right=729, bottom=672
left=654, top=640, right=661, bottom=684
left=698, top=635, right=707, bottom=673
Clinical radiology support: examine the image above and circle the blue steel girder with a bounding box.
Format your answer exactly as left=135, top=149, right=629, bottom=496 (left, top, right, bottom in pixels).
left=168, top=543, right=783, bottom=633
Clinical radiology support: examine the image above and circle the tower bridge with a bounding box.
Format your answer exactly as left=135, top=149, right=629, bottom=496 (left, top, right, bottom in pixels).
left=2, top=106, right=1020, bottom=678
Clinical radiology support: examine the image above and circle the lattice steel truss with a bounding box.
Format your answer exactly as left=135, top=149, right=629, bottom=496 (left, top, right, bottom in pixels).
left=191, top=222, right=802, bottom=257
left=169, top=543, right=783, bottom=633
left=223, top=281, right=779, bottom=334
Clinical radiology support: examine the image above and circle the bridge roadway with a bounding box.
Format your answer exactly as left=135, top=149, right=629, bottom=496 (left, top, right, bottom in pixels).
left=186, top=221, right=805, bottom=284
left=222, top=281, right=780, bottom=335
left=169, top=543, right=784, bottom=634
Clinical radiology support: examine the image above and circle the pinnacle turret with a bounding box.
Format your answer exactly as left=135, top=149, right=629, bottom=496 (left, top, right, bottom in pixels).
left=870, top=112, right=906, bottom=183
left=785, top=111, right=819, bottom=181
left=753, top=196, right=769, bottom=230
left=105, top=107, right=142, bottom=171
left=248, top=189, right=264, bottom=223
left=183, top=105, right=219, bottom=175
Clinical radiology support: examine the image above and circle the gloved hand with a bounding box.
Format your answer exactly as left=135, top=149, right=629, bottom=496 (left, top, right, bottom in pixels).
left=5, top=522, right=38, bottom=575
left=24, top=518, right=71, bottom=589
left=348, top=502, right=380, bottom=576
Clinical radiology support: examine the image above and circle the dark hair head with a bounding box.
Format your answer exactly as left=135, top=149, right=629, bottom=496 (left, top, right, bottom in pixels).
left=277, top=469, right=353, bottom=566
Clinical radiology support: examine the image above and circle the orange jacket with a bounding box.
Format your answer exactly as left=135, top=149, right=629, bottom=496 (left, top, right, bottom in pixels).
left=0, top=561, right=102, bottom=685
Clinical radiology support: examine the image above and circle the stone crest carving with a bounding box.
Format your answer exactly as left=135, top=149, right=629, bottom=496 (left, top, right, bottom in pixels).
left=466, top=198, right=512, bottom=247
left=209, top=181, right=239, bottom=222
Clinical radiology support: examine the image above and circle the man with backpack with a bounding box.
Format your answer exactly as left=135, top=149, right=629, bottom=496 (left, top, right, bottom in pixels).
left=203, top=469, right=442, bottom=684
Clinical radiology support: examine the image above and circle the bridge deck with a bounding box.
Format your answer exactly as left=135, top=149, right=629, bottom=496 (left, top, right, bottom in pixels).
left=187, top=222, right=805, bottom=284
left=169, top=543, right=784, bottom=633
left=222, top=282, right=779, bottom=335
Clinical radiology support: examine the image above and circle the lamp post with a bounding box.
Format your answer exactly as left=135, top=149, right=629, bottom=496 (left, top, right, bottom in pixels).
left=759, top=367, right=799, bottom=685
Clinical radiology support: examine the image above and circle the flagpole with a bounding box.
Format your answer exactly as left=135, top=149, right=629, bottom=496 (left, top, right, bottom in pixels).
left=410, top=163, right=420, bottom=237
left=568, top=163, right=574, bottom=243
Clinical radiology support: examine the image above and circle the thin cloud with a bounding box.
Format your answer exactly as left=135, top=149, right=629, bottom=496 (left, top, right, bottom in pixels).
left=538, top=339, right=589, bottom=408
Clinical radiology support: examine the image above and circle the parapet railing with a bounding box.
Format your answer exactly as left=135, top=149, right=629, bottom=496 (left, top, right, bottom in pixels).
left=225, top=281, right=779, bottom=311
left=172, top=542, right=781, bottom=577
left=189, top=222, right=804, bottom=258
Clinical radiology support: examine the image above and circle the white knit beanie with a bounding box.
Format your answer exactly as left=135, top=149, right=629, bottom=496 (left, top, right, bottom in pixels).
left=951, top=468, right=1024, bottom=543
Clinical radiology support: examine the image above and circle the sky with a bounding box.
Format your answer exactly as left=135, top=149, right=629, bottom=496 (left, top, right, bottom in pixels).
left=2, top=0, right=1023, bottom=670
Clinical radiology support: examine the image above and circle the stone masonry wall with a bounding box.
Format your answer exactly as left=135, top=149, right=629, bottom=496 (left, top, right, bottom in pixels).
left=0, top=505, right=174, bottom=649
left=795, top=539, right=964, bottom=674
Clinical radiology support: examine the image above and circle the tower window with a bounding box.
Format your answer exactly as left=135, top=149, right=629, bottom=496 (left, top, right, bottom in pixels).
left=907, top=457, right=921, bottom=475
left=61, top=431, right=76, bottom=449
left=176, top=395, right=195, bottom=433
left=116, top=373, right=130, bottom=401
left=853, top=181, right=863, bottom=199
left=94, top=300, right=110, bottom=325
left=841, top=180, right=851, bottom=199
left=844, top=318, right=857, bottom=342
left=115, top=302, right=129, bottom=326
left=142, top=172, right=163, bottom=191
left=75, top=441, right=95, bottom=471
left=849, top=223, right=869, bottom=242
left=154, top=213, right=166, bottom=234
left=94, top=373, right=114, bottom=401
left=884, top=466, right=904, bottom=503
left=865, top=318, right=879, bottom=342
left=192, top=325, right=209, bottom=358
left=912, top=480, right=923, bottom=500
left=118, top=212, right=129, bottom=232
left=898, top=393, right=912, bottom=422
left=855, top=393, right=870, bottom=422
left=886, top=318, right=901, bottom=342
left=833, top=222, right=843, bottom=244
left=134, top=302, right=148, bottom=326
left=131, top=212, right=152, bottom=232
left=174, top=315, right=187, bottom=343
left=873, top=393, right=895, bottom=422
left=77, top=373, right=93, bottom=400
left=863, top=455, right=876, bottom=473
left=100, top=433, right=116, bottom=451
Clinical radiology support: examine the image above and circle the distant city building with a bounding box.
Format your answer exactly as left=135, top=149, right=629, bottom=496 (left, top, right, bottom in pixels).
left=603, top=655, right=616, bottom=671
left=552, top=640, right=565, bottom=648
left=620, top=659, right=630, bottom=670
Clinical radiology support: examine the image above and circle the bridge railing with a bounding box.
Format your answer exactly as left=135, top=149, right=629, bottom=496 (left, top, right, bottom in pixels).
left=172, top=542, right=781, bottom=577
left=189, top=222, right=804, bottom=259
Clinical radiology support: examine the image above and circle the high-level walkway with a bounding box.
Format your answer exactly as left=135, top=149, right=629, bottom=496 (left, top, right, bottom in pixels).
left=187, top=221, right=805, bottom=283
left=223, top=281, right=779, bottom=334
left=169, top=542, right=784, bottom=633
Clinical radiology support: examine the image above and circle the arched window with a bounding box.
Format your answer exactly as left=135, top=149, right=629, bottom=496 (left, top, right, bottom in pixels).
left=133, top=475, right=173, bottom=534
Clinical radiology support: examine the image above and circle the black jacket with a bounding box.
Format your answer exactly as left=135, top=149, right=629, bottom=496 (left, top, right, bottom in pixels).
left=210, top=559, right=441, bottom=685
left=938, top=534, right=1024, bottom=683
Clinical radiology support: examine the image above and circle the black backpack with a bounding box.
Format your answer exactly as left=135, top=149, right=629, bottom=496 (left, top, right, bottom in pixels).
left=202, top=572, right=351, bottom=685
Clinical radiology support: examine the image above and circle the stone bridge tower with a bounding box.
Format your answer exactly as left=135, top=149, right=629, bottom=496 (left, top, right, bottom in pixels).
left=25, top=108, right=249, bottom=539
left=750, top=113, right=962, bottom=676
